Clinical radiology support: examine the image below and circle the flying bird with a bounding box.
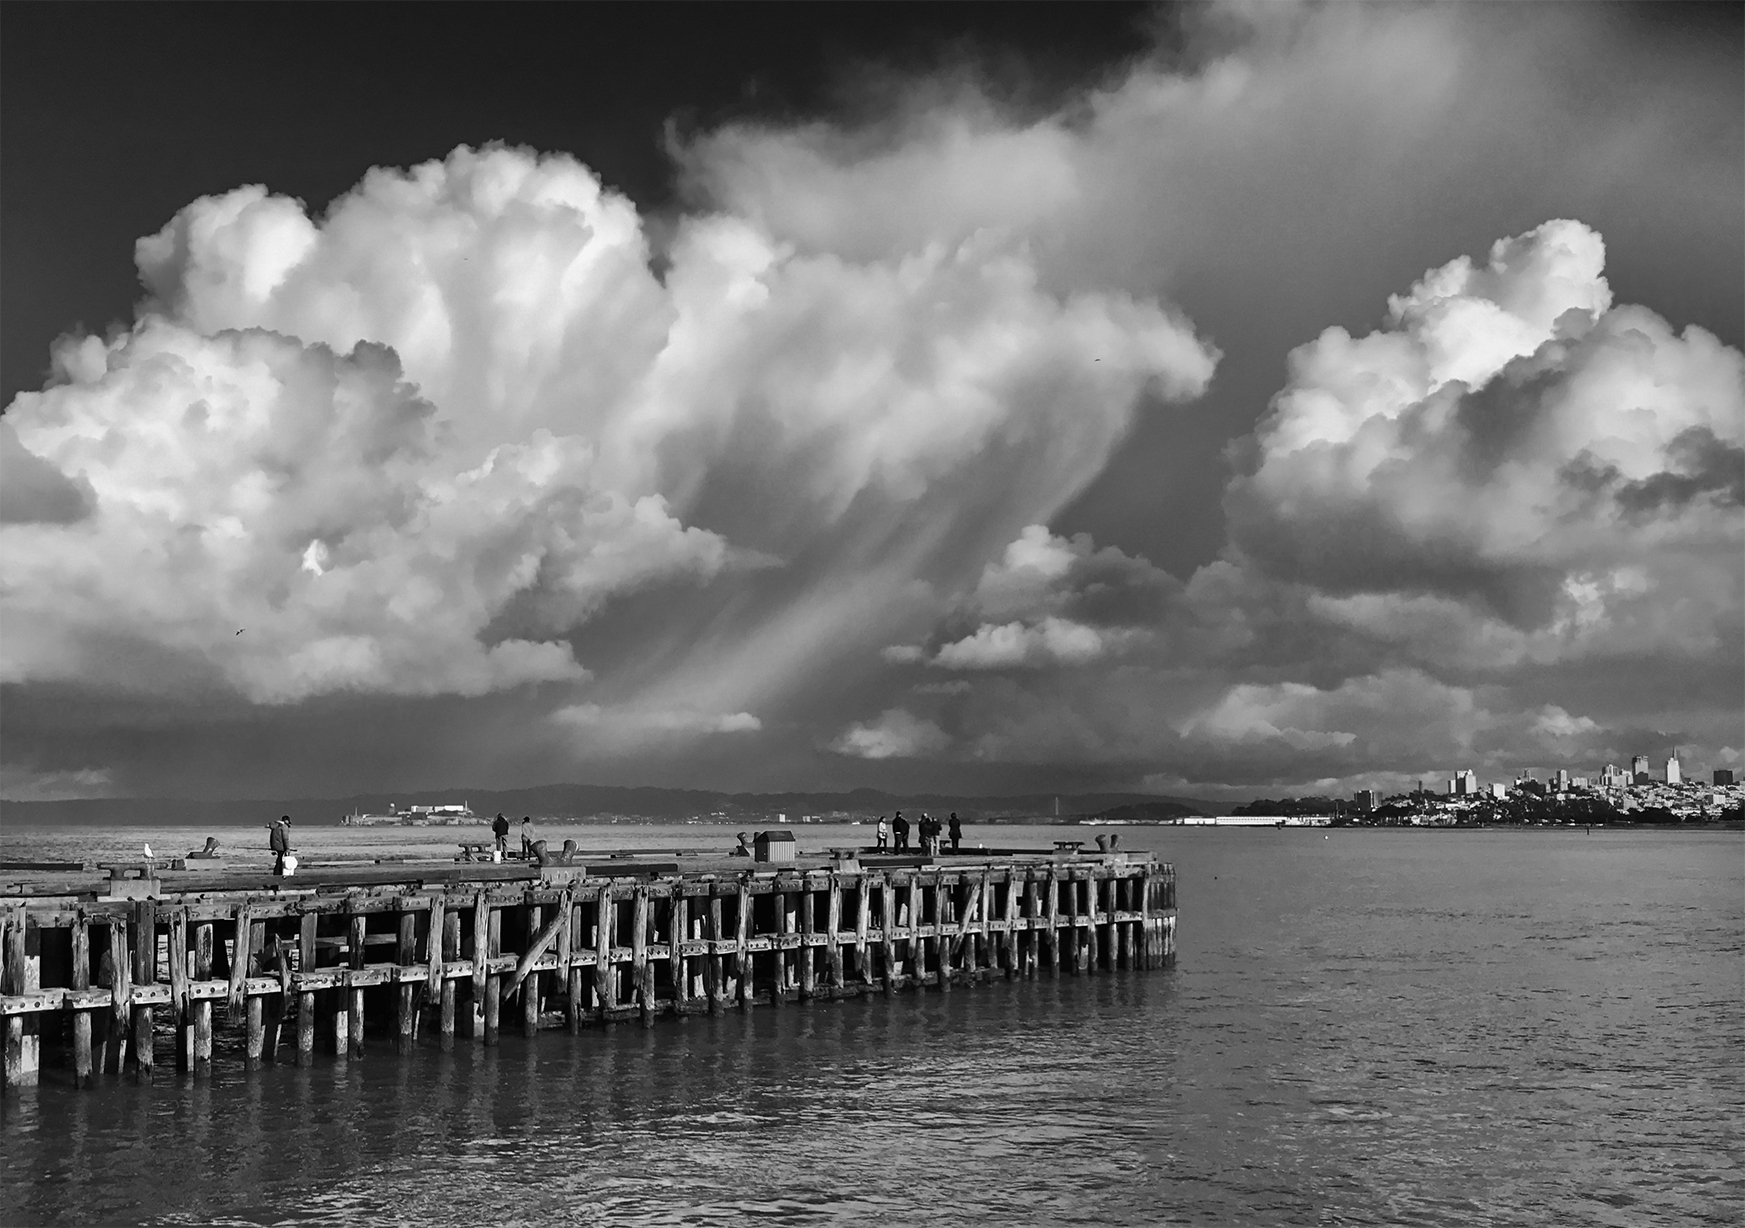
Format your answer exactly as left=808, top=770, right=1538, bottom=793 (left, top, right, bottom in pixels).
left=235, top=629, right=245, bottom=636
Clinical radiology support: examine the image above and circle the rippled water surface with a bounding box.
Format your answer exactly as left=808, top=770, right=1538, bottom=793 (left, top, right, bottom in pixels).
left=2, top=825, right=1740, bottom=1226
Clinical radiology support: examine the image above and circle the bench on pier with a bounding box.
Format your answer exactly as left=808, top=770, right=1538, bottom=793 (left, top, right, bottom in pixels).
left=457, top=842, right=497, bottom=862
left=1052, top=841, right=1085, bottom=855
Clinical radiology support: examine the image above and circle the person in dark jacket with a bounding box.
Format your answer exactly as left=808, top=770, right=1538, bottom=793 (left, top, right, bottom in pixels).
left=948, top=812, right=962, bottom=851
left=269, top=815, right=293, bottom=876
left=892, top=811, right=910, bottom=852
left=492, top=813, right=510, bottom=857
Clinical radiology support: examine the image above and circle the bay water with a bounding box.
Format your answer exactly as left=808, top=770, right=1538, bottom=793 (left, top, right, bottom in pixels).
left=0, top=824, right=1738, bottom=1226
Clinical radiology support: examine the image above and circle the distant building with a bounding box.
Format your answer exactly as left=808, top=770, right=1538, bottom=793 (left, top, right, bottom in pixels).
left=1489, top=782, right=1508, bottom=799
left=1666, top=755, right=1681, bottom=785
left=1554, top=768, right=1571, bottom=792
left=1448, top=769, right=1478, bottom=796
left=1716, top=769, right=1737, bottom=786
left=1600, top=764, right=1631, bottom=788
left=1353, top=789, right=1377, bottom=812
left=1631, top=754, right=1650, bottom=782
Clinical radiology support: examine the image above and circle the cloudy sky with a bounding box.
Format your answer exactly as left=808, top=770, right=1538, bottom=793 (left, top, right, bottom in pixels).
left=3, top=2, right=1740, bottom=804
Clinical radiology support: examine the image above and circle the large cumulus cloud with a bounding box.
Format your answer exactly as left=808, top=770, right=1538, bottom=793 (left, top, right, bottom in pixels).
left=1, top=145, right=1214, bottom=727
left=1227, top=219, right=1743, bottom=660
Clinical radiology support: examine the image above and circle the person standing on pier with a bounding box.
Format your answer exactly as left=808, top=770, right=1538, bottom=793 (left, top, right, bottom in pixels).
left=892, top=811, right=910, bottom=852
left=948, top=813, right=962, bottom=851
left=269, top=815, right=294, bottom=876
left=519, top=815, right=538, bottom=858
left=492, top=813, right=510, bottom=859
left=876, top=815, right=890, bottom=851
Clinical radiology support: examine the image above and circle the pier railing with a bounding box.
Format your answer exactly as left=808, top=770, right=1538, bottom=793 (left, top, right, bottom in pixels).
left=2, top=853, right=1176, bottom=1090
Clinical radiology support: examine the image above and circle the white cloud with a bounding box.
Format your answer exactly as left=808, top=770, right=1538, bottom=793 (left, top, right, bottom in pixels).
left=1226, top=220, right=1743, bottom=653
left=829, top=708, right=949, bottom=760
left=932, top=617, right=1121, bottom=670
left=2, top=145, right=1216, bottom=713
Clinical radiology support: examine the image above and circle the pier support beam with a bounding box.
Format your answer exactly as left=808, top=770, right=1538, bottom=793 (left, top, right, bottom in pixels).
left=70, top=913, right=93, bottom=1088
left=440, top=908, right=460, bottom=1050
left=130, top=901, right=155, bottom=1083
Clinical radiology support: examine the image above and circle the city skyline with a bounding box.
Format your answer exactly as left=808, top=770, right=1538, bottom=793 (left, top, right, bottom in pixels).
left=3, top=3, right=1742, bottom=807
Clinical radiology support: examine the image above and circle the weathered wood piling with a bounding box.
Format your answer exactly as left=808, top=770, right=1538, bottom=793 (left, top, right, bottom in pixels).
left=1, top=849, right=1176, bottom=1091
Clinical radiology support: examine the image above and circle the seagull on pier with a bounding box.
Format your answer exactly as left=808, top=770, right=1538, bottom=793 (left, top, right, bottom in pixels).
left=143, top=842, right=154, bottom=861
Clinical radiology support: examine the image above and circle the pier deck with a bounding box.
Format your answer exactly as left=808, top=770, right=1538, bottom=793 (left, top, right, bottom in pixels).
left=1, top=848, right=1177, bottom=1091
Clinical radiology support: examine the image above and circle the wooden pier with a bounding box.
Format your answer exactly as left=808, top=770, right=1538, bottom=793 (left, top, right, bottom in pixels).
left=1, top=848, right=1176, bottom=1091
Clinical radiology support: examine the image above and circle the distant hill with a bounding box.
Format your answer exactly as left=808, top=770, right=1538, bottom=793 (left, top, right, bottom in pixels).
left=1087, top=800, right=1205, bottom=823
left=0, top=783, right=1212, bottom=826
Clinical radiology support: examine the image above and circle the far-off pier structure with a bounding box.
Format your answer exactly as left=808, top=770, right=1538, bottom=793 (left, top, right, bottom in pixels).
left=2, top=841, right=1176, bottom=1091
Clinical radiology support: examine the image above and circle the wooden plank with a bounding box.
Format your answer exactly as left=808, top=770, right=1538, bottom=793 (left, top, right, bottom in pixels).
left=131, top=899, right=156, bottom=1081
left=933, top=878, right=951, bottom=992
left=825, top=875, right=844, bottom=994
left=507, top=906, right=563, bottom=1005
left=298, top=914, right=319, bottom=976
left=1117, top=877, right=1132, bottom=970
left=1045, top=868, right=1061, bottom=975
left=482, top=902, right=502, bottom=1046
left=470, top=892, right=489, bottom=1015
left=1083, top=874, right=1099, bottom=976
left=594, top=888, right=615, bottom=1019
left=3, top=906, right=37, bottom=1089
left=72, top=912, right=93, bottom=1088
left=169, top=908, right=191, bottom=1071
left=703, top=893, right=723, bottom=1012
left=671, top=894, right=690, bottom=1011
left=193, top=922, right=214, bottom=1072
left=735, top=881, right=752, bottom=1008
left=797, top=888, right=816, bottom=1000
left=424, top=896, right=445, bottom=998
left=1003, top=869, right=1021, bottom=981
left=439, top=907, right=460, bottom=1050
left=246, top=994, right=265, bottom=1067
left=226, top=903, right=250, bottom=1026
left=632, top=887, right=653, bottom=1026
left=397, top=903, right=419, bottom=1053
left=854, top=878, right=871, bottom=987
left=562, top=889, right=584, bottom=1034
left=131, top=901, right=154, bottom=1083
left=880, top=882, right=898, bottom=995
left=348, top=909, right=367, bottom=1058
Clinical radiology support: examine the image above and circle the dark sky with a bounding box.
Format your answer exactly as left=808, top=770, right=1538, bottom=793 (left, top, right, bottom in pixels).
left=1, top=3, right=1154, bottom=398
left=2, top=3, right=1741, bottom=803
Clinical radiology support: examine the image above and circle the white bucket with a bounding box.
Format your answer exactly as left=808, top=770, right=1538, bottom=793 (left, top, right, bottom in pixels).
left=281, top=853, right=298, bottom=877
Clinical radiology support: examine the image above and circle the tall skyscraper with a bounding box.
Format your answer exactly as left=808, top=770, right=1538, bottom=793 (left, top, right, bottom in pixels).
left=1666, top=755, right=1681, bottom=785
left=1631, top=755, right=1650, bottom=782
